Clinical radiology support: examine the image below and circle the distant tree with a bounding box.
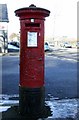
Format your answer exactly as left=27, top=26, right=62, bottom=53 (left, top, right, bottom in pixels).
left=9, top=33, right=20, bottom=41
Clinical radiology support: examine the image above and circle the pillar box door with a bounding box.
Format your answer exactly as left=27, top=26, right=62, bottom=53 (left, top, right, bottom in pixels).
left=15, top=4, right=50, bottom=116
left=20, top=19, right=45, bottom=88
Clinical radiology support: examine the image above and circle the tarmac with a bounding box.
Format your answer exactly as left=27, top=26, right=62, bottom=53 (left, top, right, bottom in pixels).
left=0, top=48, right=78, bottom=120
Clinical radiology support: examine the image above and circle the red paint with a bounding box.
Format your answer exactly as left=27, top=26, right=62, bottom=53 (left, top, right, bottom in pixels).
left=15, top=4, right=50, bottom=88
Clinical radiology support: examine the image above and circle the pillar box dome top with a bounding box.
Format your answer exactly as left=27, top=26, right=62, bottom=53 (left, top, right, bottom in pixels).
left=15, top=4, right=50, bottom=19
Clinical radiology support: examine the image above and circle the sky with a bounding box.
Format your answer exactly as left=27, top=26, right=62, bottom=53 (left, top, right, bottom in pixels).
left=0, top=0, right=78, bottom=39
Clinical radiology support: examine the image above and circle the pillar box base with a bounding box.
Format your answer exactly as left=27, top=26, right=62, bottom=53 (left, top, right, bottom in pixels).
left=19, top=86, right=45, bottom=116
left=2, top=104, right=52, bottom=120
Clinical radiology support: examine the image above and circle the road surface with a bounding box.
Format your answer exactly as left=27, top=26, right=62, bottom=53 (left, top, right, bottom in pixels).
left=1, top=48, right=78, bottom=99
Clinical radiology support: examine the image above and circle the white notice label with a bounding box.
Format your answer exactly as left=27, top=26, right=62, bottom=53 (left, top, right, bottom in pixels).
left=27, top=32, right=37, bottom=47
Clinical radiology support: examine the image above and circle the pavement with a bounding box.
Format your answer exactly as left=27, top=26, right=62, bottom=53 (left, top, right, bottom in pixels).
left=1, top=47, right=77, bottom=61
left=1, top=48, right=77, bottom=58
left=46, top=47, right=78, bottom=61
left=0, top=98, right=79, bottom=120
left=0, top=52, right=19, bottom=56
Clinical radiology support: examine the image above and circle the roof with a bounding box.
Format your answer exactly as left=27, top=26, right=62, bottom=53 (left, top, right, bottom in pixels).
left=0, top=4, right=9, bottom=22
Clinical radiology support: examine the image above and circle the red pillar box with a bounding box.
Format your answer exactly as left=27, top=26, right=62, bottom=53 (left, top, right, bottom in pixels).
left=15, top=4, right=50, bottom=116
